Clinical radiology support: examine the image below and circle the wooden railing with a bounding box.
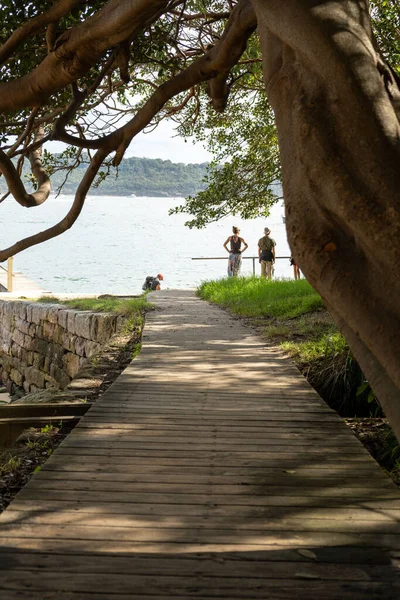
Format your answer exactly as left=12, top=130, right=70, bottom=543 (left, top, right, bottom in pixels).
left=0, top=257, right=14, bottom=291
left=192, top=256, right=290, bottom=276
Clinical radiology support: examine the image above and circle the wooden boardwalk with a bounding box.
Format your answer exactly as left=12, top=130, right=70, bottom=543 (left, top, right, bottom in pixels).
left=0, top=268, right=46, bottom=296
left=0, top=289, right=400, bottom=598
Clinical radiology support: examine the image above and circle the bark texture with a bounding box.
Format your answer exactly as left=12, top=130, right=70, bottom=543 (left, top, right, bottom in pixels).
left=252, top=0, right=400, bottom=437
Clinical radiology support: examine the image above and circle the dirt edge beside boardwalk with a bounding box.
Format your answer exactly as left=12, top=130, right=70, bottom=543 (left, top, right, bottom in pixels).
left=0, top=317, right=144, bottom=513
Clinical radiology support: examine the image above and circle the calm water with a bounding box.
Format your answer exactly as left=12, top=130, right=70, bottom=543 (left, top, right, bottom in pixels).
left=1, top=195, right=292, bottom=294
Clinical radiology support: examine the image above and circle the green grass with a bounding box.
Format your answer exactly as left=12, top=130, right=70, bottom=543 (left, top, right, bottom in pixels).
left=36, top=295, right=153, bottom=319
left=282, top=332, right=348, bottom=363
left=198, top=277, right=323, bottom=319
left=264, top=313, right=336, bottom=342
left=0, top=455, right=21, bottom=476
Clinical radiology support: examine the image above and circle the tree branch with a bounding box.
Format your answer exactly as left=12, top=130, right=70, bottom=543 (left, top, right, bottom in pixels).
left=6, top=107, right=40, bottom=156
left=40, top=0, right=257, bottom=161
left=0, top=148, right=107, bottom=262
left=168, top=10, right=231, bottom=22
left=0, top=0, right=173, bottom=112
left=0, top=0, right=83, bottom=66
left=0, top=127, right=51, bottom=208
left=113, top=0, right=257, bottom=163
left=207, top=0, right=257, bottom=112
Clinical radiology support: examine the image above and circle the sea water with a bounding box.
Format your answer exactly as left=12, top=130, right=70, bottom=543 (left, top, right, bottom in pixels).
left=1, top=195, right=293, bottom=294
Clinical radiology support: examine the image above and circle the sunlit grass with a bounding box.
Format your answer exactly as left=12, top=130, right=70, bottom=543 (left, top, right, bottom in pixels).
left=36, top=295, right=153, bottom=319
left=197, top=277, right=323, bottom=319
left=282, top=332, right=348, bottom=363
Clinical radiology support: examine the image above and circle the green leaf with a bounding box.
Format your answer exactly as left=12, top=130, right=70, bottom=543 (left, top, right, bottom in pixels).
left=356, top=381, right=369, bottom=396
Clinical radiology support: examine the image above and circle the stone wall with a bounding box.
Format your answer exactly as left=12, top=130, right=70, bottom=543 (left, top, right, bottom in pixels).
left=0, top=301, right=123, bottom=393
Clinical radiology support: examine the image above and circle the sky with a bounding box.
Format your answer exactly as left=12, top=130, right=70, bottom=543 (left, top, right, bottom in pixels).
left=46, top=119, right=213, bottom=165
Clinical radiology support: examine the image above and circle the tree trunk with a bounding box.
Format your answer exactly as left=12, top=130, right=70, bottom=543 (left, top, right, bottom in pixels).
left=251, top=0, right=400, bottom=438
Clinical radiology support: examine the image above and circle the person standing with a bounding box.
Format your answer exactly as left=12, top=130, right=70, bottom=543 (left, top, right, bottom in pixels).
left=223, top=226, right=248, bottom=277
left=258, top=227, right=276, bottom=280
left=290, top=257, right=301, bottom=280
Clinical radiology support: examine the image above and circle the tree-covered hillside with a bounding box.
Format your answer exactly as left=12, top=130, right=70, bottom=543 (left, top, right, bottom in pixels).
left=55, top=156, right=208, bottom=197
left=1, top=156, right=208, bottom=198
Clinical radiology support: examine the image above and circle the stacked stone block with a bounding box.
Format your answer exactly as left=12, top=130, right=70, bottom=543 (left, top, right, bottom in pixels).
left=0, top=301, right=122, bottom=393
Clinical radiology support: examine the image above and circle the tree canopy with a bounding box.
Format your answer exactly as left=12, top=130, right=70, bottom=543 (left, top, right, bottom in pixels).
left=1, top=0, right=400, bottom=441
left=1, top=1, right=397, bottom=234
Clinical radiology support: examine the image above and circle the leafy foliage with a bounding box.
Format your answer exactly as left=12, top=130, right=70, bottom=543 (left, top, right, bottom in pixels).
left=370, top=0, right=400, bottom=73
left=171, top=94, right=281, bottom=226
left=172, top=1, right=400, bottom=227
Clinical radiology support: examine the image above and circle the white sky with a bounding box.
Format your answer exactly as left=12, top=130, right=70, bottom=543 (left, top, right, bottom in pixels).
left=46, top=119, right=212, bottom=164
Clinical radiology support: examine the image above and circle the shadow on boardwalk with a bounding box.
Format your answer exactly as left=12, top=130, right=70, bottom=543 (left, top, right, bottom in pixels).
left=0, top=290, right=399, bottom=598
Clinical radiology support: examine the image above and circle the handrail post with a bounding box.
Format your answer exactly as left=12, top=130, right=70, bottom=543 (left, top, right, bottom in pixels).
left=7, top=257, right=13, bottom=292
left=252, top=257, right=256, bottom=276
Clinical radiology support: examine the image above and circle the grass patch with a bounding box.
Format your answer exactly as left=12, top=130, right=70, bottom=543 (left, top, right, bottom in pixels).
left=282, top=332, right=347, bottom=363
left=0, top=455, right=21, bottom=476
left=263, top=312, right=336, bottom=343
left=131, top=342, right=142, bottom=360
left=36, top=295, right=153, bottom=319
left=34, top=296, right=59, bottom=303
left=198, top=277, right=323, bottom=319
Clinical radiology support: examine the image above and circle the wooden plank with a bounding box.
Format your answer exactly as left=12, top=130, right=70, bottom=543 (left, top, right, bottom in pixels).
left=78, top=427, right=349, bottom=441
left=29, top=450, right=383, bottom=473
left=59, top=440, right=365, bottom=453
left=86, top=408, right=340, bottom=420
left=31, top=470, right=395, bottom=489
left=34, top=451, right=378, bottom=466
left=6, top=501, right=400, bottom=521
left=0, top=570, right=398, bottom=600
left=17, top=487, right=400, bottom=507
left=0, top=535, right=398, bottom=560
left=1, top=590, right=396, bottom=600
left=14, top=488, right=400, bottom=510
left=21, top=478, right=397, bottom=497
left=45, top=448, right=377, bottom=464
left=40, top=452, right=378, bottom=471
left=82, top=416, right=348, bottom=428
left=2, top=523, right=400, bottom=550
left=0, top=551, right=398, bottom=581
left=3, top=509, right=400, bottom=534
left=92, top=401, right=332, bottom=411
left=72, top=429, right=361, bottom=444
left=42, top=450, right=378, bottom=466
left=97, top=385, right=320, bottom=392
left=96, top=395, right=325, bottom=403
left=51, top=446, right=374, bottom=460
left=41, top=459, right=390, bottom=478
left=75, top=421, right=353, bottom=433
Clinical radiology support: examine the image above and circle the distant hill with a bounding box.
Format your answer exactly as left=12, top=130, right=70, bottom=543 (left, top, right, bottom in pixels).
left=1, top=156, right=209, bottom=198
